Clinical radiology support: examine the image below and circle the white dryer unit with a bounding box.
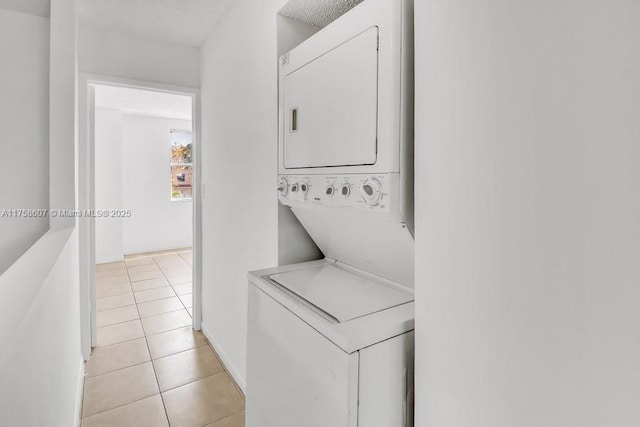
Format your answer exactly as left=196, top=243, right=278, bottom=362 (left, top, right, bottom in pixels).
left=277, top=0, right=415, bottom=288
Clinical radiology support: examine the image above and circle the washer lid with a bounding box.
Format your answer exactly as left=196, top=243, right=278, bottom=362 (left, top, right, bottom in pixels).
left=268, top=264, right=413, bottom=323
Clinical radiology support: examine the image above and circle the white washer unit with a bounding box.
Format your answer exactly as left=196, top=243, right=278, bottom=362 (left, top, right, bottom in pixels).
left=247, top=0, right=414, bottom=425
left=247, top=260, right=414, bottom=427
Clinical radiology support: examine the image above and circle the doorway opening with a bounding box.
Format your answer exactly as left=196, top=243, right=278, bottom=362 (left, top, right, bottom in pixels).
left=79, top=76, right=202, bottom=359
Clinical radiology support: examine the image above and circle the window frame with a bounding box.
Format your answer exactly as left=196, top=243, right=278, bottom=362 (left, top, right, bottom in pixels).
left=169, top=129, right=194, bottom=202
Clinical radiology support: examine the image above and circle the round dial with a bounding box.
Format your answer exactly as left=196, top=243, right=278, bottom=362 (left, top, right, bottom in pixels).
left=277, top=177, right=288, bottom=196
left=341, top=184, right=351, bottom=197
left=325, top=185, right=335, bottom=196
left=300, top=183, right=309, bottom=194
left=361, top=178, right=383, bottom=206
left=290, top=183, right=299, bottom=193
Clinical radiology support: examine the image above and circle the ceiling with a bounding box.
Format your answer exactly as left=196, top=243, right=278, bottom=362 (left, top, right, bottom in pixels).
left=95, top=85, right=192, bottom=121
left=279, top=0, right=363, bottom=28
left=78, top=0, right=234, bottom=47
left=0, top=0, right=50, bottom=17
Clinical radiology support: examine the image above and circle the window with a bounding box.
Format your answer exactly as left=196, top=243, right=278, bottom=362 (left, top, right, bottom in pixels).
left=170, top=129, right=193, bottom=201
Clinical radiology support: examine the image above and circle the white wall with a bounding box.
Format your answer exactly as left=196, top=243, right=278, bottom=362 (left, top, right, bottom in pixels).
left=0, top=3, right=83, bottom=426
left=49, top=0, right=78, bottom=229
left=414, top=1, right=640, bottom=426
left=78, top=25, right=200, bottom=88
left=0, top=228, right=83, bottom=427
left=94, top=108, right=124, bottom=263
left=121, top=114, right=193, bottom=254
left=0, top=9, right=50, bottom=274
left=94, top=111, right=193, bottom=259
left=200, top=0, right=285, bottom=388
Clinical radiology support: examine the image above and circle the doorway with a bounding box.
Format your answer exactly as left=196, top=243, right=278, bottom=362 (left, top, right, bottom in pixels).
left=79, top=75, right=202, bottom=359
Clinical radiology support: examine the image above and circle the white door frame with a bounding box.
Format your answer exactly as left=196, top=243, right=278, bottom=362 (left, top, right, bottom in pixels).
left=78, top=73, right=203, bottom=359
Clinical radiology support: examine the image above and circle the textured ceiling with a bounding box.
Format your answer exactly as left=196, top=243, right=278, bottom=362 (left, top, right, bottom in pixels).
left=95, top=85, right=192, bottom=121
left=279, top=0, right=363, bottom=28
left=79, top=0, right=234, bottom=47
left=0, top=0, right=50, bottom=17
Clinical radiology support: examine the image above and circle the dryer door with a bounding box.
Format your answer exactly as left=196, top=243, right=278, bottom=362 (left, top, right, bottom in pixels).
left=283, top=27, right=379, bottom=169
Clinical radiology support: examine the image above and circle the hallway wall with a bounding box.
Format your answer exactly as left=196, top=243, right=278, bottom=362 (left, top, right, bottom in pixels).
left=94, top=109, right=193, bottom=261
left=0, top=228, right=83, bottom=427
left=199, top=0, right=285, bottom=389
left=122, top=114, right=193, bottom=254
left=0, top=9, right=50, bottom=275
left=414, top=1, right=640, bottom=426
left=95, top=108, right=124, bottom=263
left=78, top=25, right=200, bottom=88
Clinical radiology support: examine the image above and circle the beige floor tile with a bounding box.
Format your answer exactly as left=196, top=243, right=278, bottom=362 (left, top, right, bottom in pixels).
left=135, top=286, right=176, bottom=304
left=129, top=269, right=164, bottom=282
left=85, top=338, right=150, bottom=377
left=171, top=282, right=192, bottom=295
left=82, top=362, right=159, bottom=418
left=205, top=411, right=245, bottom=427
left=126, top=263, right=160, bottom=275
left=97, top=319, right=144, bottom=347
left=154, top=255, right=190, bottom=270
left=142, top=309, right=192, bottom=336
left=96, top=261, right=126, bottom=272
left=153, top=346, right=223, bottom=392
left=96, top=269, right=129, bottom=280
left=153, top=253, right=182, bottom=264
left=96, top=305, right=139, bottom=328
left=178, top=293, right=193, bottom=309
left=162, top=373, right=244, bottom=427
left=96, top=283, right=132, bottom=299
left=178, top=252, right=193, bottom=266
left=147, top=326, right=207, bottom=359
left=81, top=395, right=168, bottom=427
left=131, top=277, right=170, bottom=292
left=96, top=275, right=130, bottom=288
left=162, top=268, right=192, bottom=286
left=96, top=293, right=136, bottom=312
left=137, top=297, right=184, bottom=318
left=125, top=257, right=156, bottom=267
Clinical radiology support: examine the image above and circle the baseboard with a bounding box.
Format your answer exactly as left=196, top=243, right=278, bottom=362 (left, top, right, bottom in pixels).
left=201, top=322, right=246, bottom=394
left=96, top=255, right=124, bottom=264
left=74, top=355, right=85, bottom=427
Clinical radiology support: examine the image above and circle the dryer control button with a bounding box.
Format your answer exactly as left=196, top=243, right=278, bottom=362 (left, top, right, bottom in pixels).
left=361, top=178, right=382, bottom=206
left=277, top=177, right=289, bottom=196
left=341, top=184, right=351, bottom=196
left=300, top=183, right=309, bottom=193
left=291, top=183, right=299, bottom=193
left=325, top=185, right=335, bottom=196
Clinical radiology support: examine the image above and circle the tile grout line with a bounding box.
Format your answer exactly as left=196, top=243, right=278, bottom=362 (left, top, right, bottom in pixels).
left=85, top=341, right=212, bottom=381
left=146, top=255, right=174, bottom=426
left=200, top=408, right=244, bottom=427
left=206, top=342, right=246, bottom=401
left=154, top=255, right=192, bottom=314
left=83, top=261, right=143, bottom=422
left=89, top=253, right=200, bottom=424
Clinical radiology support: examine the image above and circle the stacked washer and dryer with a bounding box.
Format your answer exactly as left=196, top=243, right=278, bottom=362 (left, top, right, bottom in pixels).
left=247, top=0, right=414, bottom=425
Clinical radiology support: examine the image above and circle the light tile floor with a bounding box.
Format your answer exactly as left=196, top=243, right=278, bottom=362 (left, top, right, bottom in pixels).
left=83, top=250, right=245, bottom=427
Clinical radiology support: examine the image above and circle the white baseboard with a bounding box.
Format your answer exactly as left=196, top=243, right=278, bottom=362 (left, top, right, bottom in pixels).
left=201, top=322, right=246, bottom=394
left=96, top=255, right=124, bottom=264
left=74, top=356, right=85, bottom=427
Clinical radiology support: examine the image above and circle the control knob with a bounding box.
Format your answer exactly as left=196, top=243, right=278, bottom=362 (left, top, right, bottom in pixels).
left=277, top=177, right=288, bottom=196
left=361, top=178, right=383, bottom=206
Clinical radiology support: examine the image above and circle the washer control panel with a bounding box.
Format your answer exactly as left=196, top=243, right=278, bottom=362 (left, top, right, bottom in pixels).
left=278, top=174, right=399, bottom=213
